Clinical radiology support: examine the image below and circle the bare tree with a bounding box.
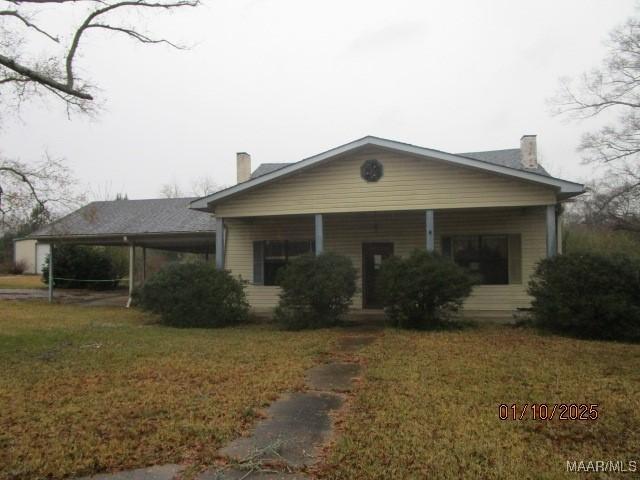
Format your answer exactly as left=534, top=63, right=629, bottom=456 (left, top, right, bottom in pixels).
left=582, top=170, right=640, bottom=231
left=0, top=153, right=81, bottom=229
left=0, top=0, right=199, bottom=231
left=190, top=175, right=224, bottom=197
left=0, top=0, right=199, bottom=114
left=159, top=180, right=183, bottom=198
left=553, top=15, right=640, bottom=231
left=89, top=182, right=129, bottom=202
left=160, top=176, right=224, bottom=198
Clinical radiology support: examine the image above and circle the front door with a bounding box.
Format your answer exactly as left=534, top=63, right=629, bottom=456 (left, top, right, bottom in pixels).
left=362, top=242, right=394, bottom=309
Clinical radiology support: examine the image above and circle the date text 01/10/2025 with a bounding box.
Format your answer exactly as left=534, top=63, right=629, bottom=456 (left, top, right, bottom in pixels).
left=498, top=404, right=599, bottom=421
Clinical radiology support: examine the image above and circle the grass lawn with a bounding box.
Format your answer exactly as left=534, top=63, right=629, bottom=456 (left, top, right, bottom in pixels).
left=0, top=302, right=337, bottom=480
left=0, top=275, right=45, bottom=289
left=3, top=303, right=639, bottom=480
left=318, top=326, right=640, bottom=480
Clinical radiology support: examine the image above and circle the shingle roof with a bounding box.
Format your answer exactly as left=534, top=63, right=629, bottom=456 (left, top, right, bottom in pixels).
left=250, top=148, right=549, bottom=179
left=32, top=197, right=216, bottom=238
left=250, top=163, right=291, bottom=179
left=458, top=149, right=550, bottom=176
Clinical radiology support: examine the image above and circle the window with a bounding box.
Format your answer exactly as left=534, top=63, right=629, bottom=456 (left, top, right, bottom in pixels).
left=442, top=235, right=511, bottom=285
left=253, top=240, right=315, bottom=285
left=264, top=241, right=287, bottom=286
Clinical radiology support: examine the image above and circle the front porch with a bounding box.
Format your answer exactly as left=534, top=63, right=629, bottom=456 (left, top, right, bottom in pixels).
left=217, top=205, right=559, bottom=318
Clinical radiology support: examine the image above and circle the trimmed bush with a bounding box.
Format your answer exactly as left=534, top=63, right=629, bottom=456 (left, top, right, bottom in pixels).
left=378, top=250, right=474, bottom=329
left=274, top=253, right=357, bottom=330
left=137, top=262, right=249, bottom=328
left=528, top=253, right=640, bottom=341
left=42, top=245, right=123, bottom=290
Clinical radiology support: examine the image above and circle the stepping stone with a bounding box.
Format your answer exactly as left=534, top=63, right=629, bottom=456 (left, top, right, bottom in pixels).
left=219, top=392, right=342, bottom=468
left=336, top=335, right=376, bottom=352
left=77, top=464, right=181, bottom=480
left=198, top=468, right=308, bottom=479
left=305, top=362, right=361, bottom=392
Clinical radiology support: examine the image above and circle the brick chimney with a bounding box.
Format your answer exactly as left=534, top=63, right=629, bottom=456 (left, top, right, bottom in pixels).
left=237, top=152, right=251, bottom=184
left=520, top=135, right=538, bottom=169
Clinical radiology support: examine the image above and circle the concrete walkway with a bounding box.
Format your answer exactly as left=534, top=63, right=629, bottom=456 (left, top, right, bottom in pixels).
left=75, top=328, right=379, bottom=480
left=77, top=465, right=182, bottom=480
left=202, top=331, right=378, bottom=479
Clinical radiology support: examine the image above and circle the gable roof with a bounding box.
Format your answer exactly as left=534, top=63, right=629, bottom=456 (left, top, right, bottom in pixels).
left=191, top=136, right=584, bottom=211
left=248, top=148, right=551, bottom=181
left=32, top=197, right=216, bottom=239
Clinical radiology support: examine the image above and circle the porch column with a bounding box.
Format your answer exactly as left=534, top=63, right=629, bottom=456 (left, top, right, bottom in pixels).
left=215, top=217, right=225, bottom=269
left=425, top=210, right=435, bottom=252
left=557, top=209, right=563, bottom=255
left=142, top=247, right=147, bottom=284
left=48, top=243, right=54, bottom=303
left=315, top=214, right=324, bottom=255
left=546, top=204, right=557, bottom=258
left=127, top=243, right=135, bottom=308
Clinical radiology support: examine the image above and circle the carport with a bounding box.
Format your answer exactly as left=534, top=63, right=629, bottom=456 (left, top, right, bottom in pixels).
left=29, top=197, right=217, bottom=306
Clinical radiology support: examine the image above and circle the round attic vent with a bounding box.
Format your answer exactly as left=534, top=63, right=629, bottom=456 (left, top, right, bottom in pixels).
left=360, top=159, right=383, bottom=182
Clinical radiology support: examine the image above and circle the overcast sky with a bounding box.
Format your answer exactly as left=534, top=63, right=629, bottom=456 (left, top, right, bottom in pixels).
left=3, top=0, right=637, bottom=200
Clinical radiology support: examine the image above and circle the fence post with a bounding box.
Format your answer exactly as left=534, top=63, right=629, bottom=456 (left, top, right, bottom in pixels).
left=48, top=243, right=54, bottom=303
left=127, top=243, right=135, bottom=308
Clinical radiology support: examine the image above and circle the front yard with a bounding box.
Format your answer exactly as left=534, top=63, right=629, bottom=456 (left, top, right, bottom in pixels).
left=0, top=302, right=336, bottom=480
left=1, top=302, right=639, bottom=479
left=318, top=327, right=640, bottom=479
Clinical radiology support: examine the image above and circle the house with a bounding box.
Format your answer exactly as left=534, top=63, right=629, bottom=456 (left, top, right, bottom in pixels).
left=190, top=135, right=584, bottom=319
left=30, top=135, right=583, bottom=317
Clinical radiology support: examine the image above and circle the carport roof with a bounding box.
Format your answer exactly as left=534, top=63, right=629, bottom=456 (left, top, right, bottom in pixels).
left=30, top=198, right=215, bottom=252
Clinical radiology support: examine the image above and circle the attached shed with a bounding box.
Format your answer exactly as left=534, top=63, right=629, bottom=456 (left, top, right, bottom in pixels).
left=30, top=197, right=217, bottom=304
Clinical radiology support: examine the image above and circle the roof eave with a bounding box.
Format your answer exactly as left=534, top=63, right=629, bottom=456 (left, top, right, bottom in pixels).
left=558, top=187, right=587, bottom=200
left=29, top=230, right=216, bottom=242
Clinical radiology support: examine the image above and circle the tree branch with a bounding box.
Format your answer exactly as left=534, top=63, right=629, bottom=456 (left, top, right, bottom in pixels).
left=0, top=52, right=93, bottom=99
left=0, top=0, right=198, bottom=113
left=0, top=166, right=46, bottom=209
left=87, top=23, right=184, bottom=48
left=66, top=0, right=198, bottom=89
left=6, top=0, right=104, bottom=4
left=0, top=76, right=31, bottom=84
left=0, top=10, right=60, bottom=42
